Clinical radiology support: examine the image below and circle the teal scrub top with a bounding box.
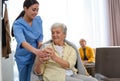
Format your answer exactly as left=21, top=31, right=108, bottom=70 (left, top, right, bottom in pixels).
left=13, top=16, right=43, bottom=64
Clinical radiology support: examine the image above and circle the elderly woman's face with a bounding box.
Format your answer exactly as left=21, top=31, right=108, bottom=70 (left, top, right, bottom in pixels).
left=80, top=40, right=86, bottom=47
left=51, top=27, right=66, bottom=45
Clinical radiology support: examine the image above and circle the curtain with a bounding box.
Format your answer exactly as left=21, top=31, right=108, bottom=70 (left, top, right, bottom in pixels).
left=108, top=0, right=120, bottom=46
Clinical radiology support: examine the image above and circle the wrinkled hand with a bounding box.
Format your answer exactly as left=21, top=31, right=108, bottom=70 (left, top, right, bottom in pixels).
left=35, top=49, right=50, bottom=63
left=83, top=60, right=89, bottom=65
left=39, top=50, right=51, bottom=63
left=44, top=47, right=56, bottom=60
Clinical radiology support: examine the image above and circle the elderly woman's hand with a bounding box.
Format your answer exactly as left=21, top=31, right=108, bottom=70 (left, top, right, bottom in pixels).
left=36, top=49, right=51, bottom=63
left=44, top=47, right=56, bottom=60
left=39, top=50, right=50, bottom=63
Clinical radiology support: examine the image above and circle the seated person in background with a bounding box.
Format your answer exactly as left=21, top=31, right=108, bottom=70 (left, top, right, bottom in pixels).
left=33, top=23, right=98, bottom=81
left=79, top=39, right=95, bottom=65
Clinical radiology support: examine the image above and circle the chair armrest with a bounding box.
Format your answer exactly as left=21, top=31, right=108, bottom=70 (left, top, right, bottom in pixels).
left=95, top=73, right=111, bottom=81
left=30, top=70, right=43, bottom=81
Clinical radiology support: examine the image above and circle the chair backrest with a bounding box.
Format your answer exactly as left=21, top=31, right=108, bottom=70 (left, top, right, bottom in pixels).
left=64, top=40, right=88, bottom=75
left=95, top=47, right=120, bottom=78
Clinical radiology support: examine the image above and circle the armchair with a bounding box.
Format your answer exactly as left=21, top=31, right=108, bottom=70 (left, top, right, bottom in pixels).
left=95, top=47, right=120, bottom=81
left=30, top=40, right=88, bottom=81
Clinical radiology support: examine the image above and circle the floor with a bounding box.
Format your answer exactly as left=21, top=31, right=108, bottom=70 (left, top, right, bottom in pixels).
left=14, top=62, right=19, bottom=81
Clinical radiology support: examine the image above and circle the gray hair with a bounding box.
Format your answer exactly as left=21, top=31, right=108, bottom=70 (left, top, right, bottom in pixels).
left=51, top=23, right=67, bottom=34
left=79, top=38, right=86, bottom=43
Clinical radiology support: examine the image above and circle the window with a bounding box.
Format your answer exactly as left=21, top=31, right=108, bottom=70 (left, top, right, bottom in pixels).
left=8, top=0, right=109, bottom=49
left=9, top=0, right=109, bottom=49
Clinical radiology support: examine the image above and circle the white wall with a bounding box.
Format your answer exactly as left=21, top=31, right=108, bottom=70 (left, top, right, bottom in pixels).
left=0, top=1, right=14, bottom=81
left=2, top=54, right=14, bottom=81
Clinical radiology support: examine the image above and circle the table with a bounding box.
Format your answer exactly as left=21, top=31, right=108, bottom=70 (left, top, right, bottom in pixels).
left=84, top=62, right=95, bottom=77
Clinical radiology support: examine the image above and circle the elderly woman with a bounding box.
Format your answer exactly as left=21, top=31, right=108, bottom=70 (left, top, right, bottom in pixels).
left=33, top=23, right=98, bottom=81
left=79, top=39, right=95, bottom=64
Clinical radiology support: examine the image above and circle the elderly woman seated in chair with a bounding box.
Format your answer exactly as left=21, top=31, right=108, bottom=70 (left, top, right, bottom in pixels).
left=32, top=23, right=98, bottom=81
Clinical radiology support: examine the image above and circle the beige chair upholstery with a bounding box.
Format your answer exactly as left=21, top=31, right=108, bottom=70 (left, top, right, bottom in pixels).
left=95, top=47, right=120, bottom=81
